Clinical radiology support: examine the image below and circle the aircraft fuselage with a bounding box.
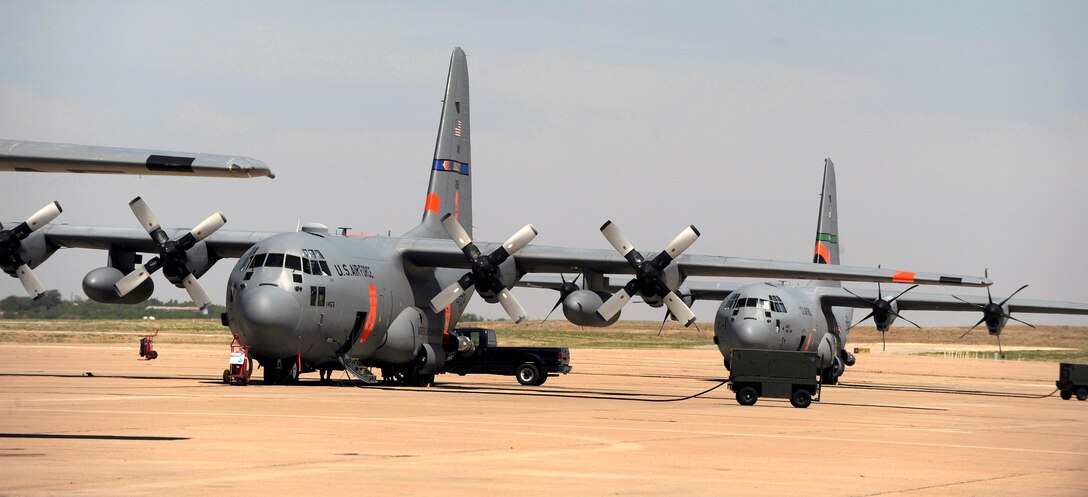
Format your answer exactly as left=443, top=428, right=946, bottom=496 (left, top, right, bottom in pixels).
left=225, top=231, right=468, bottom=370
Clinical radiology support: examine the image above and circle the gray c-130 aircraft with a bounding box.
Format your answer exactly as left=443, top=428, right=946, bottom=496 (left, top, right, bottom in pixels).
left=524, top=159, right=1088, bottom=384
left=2, top=48, right=998, bottom=385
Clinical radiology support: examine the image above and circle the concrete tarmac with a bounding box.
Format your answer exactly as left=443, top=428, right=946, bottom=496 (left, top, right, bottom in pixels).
left=1, top=343, right=1086, bottom=496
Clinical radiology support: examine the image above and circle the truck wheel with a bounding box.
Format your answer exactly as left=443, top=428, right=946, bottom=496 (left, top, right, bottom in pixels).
left=1077, top=388, right=1088, bottom=401
left=1061, top=390, right=1073, bottom=400
left=516, top=363, right=541, bottom=386
left=790, top=389, right=812, bottom=408
left=736, top=386, right=758, bottom=406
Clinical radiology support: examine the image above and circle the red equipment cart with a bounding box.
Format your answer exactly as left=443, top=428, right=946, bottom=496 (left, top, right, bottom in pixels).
left=138, top=328, right=159, bottom=360
left=223, top=335, right=252, bottom=385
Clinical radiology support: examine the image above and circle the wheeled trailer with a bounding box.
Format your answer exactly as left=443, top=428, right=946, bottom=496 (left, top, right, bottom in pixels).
left=728, top=349, right=821, bottom=408
left=222, top=336, right=252, bottom=385
left=1056, top=363, right=1088, bottom=401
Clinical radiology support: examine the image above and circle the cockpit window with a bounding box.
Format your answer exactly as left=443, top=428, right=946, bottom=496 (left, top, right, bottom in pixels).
left=723, top=294, right=739, bottom=309
left=285, top=254, right=302, bottom=271
left=250, top=253, right=266, bottom=269
left=318, top=260, right=332, bottom=276
left=265, top=253, right=285, bottom=268
left=769, top=295, right=787, bottom=313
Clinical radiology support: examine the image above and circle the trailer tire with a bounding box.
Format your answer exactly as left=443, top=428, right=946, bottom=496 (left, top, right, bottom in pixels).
left=790, top=389, right=812, bottom=409
left=516, top=362, right=541, bottom=386
left=1061, top=390, right=1072, bottom=400
left=1076, top=388, right=1088, bottom=401
left=148, top=350, right=158, bottom=360
left=223, top=369, right=230, bottom=384
left=736, top=386, right=758, bottom=406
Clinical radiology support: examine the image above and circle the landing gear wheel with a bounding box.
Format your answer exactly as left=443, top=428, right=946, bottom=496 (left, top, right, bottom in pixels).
left=1076, top=388, right=1088, bottom=401
left=790, top=389, right=812, bottom=408
left=516, top=363, right=541, bottom=386
left=736, top=386, right=758, bottom=406
left=1061, top=390, right=1073, bottom=400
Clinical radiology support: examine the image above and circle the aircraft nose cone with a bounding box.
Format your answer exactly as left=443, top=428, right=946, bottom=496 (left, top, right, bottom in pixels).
left=239, top=286, right=300, bottom=348
left=730, top=318, right=771, bottom=349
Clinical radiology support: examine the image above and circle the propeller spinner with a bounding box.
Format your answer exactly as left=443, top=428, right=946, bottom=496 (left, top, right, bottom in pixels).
left=0, top=201, right=63, bottom=299
left=429, top=213, right=538, bottom=324
left=113, top=197, right=226, bottom=310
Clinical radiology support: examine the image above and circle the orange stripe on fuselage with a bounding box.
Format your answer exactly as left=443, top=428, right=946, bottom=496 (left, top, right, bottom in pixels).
left=425, top=193, right=441, bottom=214
left=361, top=283, right=377, bottom=342
left=892, top=271, right=916, bottom=283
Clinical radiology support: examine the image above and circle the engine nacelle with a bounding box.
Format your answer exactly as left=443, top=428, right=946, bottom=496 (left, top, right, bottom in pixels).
left=985, top=303, right=1010, bottom=336
left=82, top=267, right=154, bottom=304
left=873, top=300, right=898, bottom=332
left=562, top=290, right=620, bottom=327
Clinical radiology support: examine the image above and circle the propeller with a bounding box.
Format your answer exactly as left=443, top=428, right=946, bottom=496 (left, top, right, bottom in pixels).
left=953, top=280, right=1033, bottom=348
left=596, top=221, right=700, bottom=327
left=843, top=281, right=921, bottom=351
left=113, top=197, right=226, bottom=310
left=541, top=273, right=581, bottom=324
left=0, top=201, right=63, bottom=299
left=429, top=213, right=538, bottom=324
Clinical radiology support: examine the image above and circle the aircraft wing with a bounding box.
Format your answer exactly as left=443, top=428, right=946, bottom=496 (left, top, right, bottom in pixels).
left=0, top=140, right=275, bottom=179
left=818, top=287, right=1088, bottom=316
left=399, top=239, right=992, bottom=287
left=22, top=223, right=279, bottom=261
left=519, top=276, right=742, bottom=302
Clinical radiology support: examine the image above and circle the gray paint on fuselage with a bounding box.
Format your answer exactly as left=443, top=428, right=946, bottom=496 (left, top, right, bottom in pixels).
left=226, top=232, right=466, bottom=367
left=714, top=282, right=845, bottom=369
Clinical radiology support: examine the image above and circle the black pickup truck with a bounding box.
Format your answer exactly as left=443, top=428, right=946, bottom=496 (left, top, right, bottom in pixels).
left=444, top=328, right=571, bottom=386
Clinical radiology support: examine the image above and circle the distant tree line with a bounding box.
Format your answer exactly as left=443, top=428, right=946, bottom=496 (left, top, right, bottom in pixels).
left=0, top=291, right=225, bottom=319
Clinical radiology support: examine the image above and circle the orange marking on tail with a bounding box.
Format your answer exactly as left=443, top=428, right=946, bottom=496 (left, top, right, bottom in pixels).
left=892, top=271, right=916, bottom=283
left=424, top=193, right=441, bottom=214
left=454, top=190, right=460, bottom=221
left=361, top=283, right=378, bottom=342
left=814, top=242, right=831, bottom=264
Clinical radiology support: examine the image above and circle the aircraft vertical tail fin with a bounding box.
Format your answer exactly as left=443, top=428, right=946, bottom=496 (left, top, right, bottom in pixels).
left=405, top=47, right=472, bottom=239
left=812, top=158, right=839, bottom=266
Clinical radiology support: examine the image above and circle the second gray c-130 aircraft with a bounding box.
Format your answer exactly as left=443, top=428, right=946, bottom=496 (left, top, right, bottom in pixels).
left=1, top=47, right=995, bottom=385
left=525, top=159, right=1088, bottom=384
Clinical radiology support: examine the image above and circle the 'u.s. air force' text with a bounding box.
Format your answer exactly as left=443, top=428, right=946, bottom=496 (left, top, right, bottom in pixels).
left=334, top=264, right=374, bottom=278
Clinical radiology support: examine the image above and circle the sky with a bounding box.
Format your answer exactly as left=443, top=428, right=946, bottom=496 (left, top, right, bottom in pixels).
left=2, top=0, right=1086, bottom=327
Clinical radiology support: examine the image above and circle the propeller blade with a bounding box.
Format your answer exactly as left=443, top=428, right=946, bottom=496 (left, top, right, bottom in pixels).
left=596, top=287, right=633, bottom=321
left=998, top=284, right=1030, bottom=307
left=430, top=274, right=473, bottom=312
left=662, top=225, right=700, bottom=260
left=496, top=288, right=527, bottom=324
left=114, top=264, right=153, bottom=297
left=892, top=311, right=922, bottom=329
left=1007, top=315, right=1036, bottom=329
left=600, top=220, right=637, bottom=257
left=439, top=213, right=473, bottom=251
left=952, top=294, right=987, bottom=311
left=182, top=274, right=212, bottom=310
left=15, top=264, right=45, bottom=299
left=843, top=287, right=876, bottom=306
left=888, top=284, right=919, bottom=303
left=845, top=311, right=874, bottom=332
left=662, top=291, right=697, bottom=327
left=960, top=316, right=987, bottom=339
left=500, top=224, right=539, bottom=256
left=129, top=197, right=162, bottom=234
left=541, top=297, right=564, bottom=324
left=25, top=201, right=63, bottom=232
left=189, top=212, right=227, bottom=243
